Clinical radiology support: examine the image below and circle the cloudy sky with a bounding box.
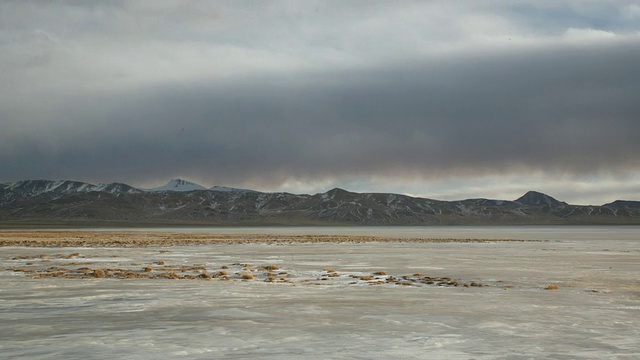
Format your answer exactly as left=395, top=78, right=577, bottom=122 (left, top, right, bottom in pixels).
left=1, top=1, right=639, bottom=204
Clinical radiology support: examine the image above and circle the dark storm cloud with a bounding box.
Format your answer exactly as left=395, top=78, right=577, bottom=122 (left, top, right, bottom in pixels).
left=2, top=37, right=639, bottom=188
left=1, top=1, right=639, bottom=199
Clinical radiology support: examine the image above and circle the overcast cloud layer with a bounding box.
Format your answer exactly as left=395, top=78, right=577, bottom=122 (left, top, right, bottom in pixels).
left=1, top=1, right=639, bottom=204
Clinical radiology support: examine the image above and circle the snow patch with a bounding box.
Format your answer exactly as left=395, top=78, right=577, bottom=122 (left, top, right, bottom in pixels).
left=148, top=179, right=207, bottom=192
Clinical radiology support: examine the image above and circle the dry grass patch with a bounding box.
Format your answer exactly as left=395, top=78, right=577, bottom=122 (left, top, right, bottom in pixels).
left=239, top=272, right=255, bottom=280
left=0, top=231, right=525, bottom=247
left=91, top=269, right=106, bottom=278
left=368, top=281, right=386, bottom=286
left=358, top=275, right=375, bottom=281
left=156, top=271, right=181, bottom=280
left=213, top=271, right=229, bottom=278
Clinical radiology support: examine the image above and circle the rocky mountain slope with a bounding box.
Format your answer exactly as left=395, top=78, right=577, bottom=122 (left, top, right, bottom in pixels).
left=1, top=180, right=639, bottom=226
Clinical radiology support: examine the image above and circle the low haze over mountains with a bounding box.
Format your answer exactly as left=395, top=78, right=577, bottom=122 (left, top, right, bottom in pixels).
left=1, top=179, right=639, bottom=227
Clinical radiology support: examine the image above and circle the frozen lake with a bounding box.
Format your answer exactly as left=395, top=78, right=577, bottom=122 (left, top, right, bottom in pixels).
left=1, top=227, right=639, bottom=359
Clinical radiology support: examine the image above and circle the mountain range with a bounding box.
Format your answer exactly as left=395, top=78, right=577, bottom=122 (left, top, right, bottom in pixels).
left=1, top=179, right=639, bottom=227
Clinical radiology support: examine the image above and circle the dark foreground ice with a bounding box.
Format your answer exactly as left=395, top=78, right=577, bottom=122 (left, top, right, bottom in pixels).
left=1, top=228, right=638, bottom=359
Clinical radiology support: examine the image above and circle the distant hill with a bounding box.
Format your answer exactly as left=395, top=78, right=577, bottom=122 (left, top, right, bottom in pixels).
left=604, top=200, right=640, bottom=209
left=1, top=179, right=639, bottom=226
left=515, top=191, right=567, bottom=207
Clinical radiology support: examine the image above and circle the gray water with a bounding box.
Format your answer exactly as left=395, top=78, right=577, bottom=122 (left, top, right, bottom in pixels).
left=1, top=227, right=639, bottom=359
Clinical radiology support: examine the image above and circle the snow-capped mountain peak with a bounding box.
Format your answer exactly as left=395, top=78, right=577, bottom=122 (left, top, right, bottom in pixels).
left=148, top=179, right=207, bottom=192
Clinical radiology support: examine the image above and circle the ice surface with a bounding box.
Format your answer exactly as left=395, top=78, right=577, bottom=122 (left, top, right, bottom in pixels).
left=1, top=227, right=639, bottom=359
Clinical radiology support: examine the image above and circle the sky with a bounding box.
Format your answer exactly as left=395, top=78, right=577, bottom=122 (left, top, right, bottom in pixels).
left=1, top=1, right=639, bottom=205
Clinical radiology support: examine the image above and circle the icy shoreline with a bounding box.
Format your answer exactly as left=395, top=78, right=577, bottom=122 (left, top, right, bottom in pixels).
left=1, top=231, right=638, bottom=359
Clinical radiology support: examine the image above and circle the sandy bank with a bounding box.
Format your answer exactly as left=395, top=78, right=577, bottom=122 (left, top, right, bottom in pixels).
left=0, top=231, right=526, bottom=247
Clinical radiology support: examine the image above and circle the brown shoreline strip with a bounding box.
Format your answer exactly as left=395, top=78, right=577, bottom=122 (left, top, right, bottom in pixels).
left=0, top=231, right=528, bottom=247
